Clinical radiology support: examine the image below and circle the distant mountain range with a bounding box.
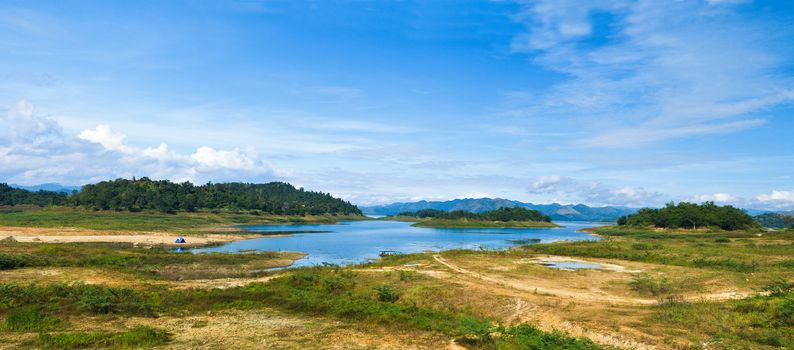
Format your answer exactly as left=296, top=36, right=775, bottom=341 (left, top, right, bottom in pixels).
left=361, top=198, right=638, bottom=222
left=9, top=183, right=81, bottom=193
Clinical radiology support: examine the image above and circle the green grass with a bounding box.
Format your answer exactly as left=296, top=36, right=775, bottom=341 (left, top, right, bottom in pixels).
left=644, top=291, right=793, bottom=348
left=0, top=267, right=608, bottom=350
left=0, top=241, right=302, bottom=280
left=2, top=306, right=62, bottom=332
left=412, top=218, right=559, bottom=229
left=519, top=227, right=794, bottom=273
left=34, top=326, right=171, bottom=349
left=0, top=206, right=362, bottom=232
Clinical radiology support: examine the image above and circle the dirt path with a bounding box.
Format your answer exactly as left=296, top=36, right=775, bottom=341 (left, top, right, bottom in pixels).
left=432, top=255, right=754, bottom=304
left=432, top=254, right=658, bottom=305
left=422, top=254, right=761, bottom=350
left=0, top=226, right=263, bottom=247
left=171, top=274, right=286, bottom=289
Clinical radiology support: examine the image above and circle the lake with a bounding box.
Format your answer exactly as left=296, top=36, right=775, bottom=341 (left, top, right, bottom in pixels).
left=192, top=220, right=605, bottom=267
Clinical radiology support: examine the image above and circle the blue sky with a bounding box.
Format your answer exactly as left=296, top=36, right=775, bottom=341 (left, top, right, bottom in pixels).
left=1, top=0, right=793, bottom=209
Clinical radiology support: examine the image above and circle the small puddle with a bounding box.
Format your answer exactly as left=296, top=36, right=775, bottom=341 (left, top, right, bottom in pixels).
left=540, top=261, right=602, bottom=270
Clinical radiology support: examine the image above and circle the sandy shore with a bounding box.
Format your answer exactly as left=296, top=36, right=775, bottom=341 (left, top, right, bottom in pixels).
left=0, top=226, right=263, bottom=247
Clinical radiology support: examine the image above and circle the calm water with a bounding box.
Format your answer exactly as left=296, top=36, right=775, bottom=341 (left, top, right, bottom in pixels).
left=193, top=220, right=606, bottom=267
left=539, top=261, right=603, bottom=270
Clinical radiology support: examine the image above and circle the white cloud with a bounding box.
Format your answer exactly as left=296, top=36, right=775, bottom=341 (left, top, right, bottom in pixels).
left=191, top=146, right=258, bottom=170
left=1, top=100, right=280, bottom=185
left=691, top=192, right=736, bottom=203
left=77, top=124, right=131, bottom=153
left=506, top=0, right=794, bottom=147
left=756, top=190, right=794, bottom=205
left=527, top=175, right=664, bottom=207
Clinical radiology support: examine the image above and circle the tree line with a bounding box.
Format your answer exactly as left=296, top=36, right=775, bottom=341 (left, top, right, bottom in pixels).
left=399, top=207, right=552, bottom=222
left=617, top=202, right=755, bottom=231
left=0, top=183, right=69, bottom=206
left=1, top=178, right=361, bottom=216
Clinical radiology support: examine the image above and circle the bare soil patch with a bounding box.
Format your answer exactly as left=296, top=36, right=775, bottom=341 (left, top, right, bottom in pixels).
left=0, top=226, right=263, bottom=247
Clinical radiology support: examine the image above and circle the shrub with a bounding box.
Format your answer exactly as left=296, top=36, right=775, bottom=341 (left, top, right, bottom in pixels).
left=631, top=243, right=660, bottom=250
left=630, top=274, right=673, bottom=296
left=2, top=306, right=61, bottom=331
left=777, top=295, right=794, bottom=326
left=373, top=284, right=399, bottom=303
left=0, top=253, right=43, bottom=270
left=714, top=237, right=731, bottom=243
left=692, top=258, right=757, bottom=272
left=496, top=324, right=603, bottom=349
left=763, top=278, right=794, bottom=296
left=35, top=326, right=171, bottom=349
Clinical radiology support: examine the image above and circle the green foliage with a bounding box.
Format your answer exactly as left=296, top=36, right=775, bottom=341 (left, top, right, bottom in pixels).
left=73, top=178, right=361, bottom=215
left=35, top=326, right=171, bottom=349
left=692, top=257, right=758, bottom=272
left=754, top=212, right=794, bottom=229
left=0, top=183, right=68, bottom=206
left=649, top=292, right=794, bottom=348
left=763, top=278, right=794, bottom=296
left=495, top=324, right=606, bottom=350
left=618, top=201, right=756, bottom=231
left=629, top=274, right=673, bottom=296
left=0, top=207, right=344, bottom=232
left=2, top=306, right=61, bottom=331
left=0, top=253, right=45, bottom=269
left=0, top=283, right=157, bottom=316
left=400, top=207, right=552, bottom=223
left=373, top=284, right=400, bottom=302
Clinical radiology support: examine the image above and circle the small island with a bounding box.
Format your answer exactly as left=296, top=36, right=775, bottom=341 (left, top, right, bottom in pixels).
left=394, top=207, right=560, bottom=228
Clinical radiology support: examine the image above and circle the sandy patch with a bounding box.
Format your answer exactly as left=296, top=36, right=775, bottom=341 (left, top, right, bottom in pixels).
left=0, top=226, right=263, bottom=247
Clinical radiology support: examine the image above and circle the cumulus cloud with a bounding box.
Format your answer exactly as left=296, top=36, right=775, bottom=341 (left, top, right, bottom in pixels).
left=1, top=100, right=280, bottom=185
left=756, top=190, right=794, bottom=209
left=690, top=193, right=737, bottom=203
left=191, top=146, right=258, bottom=170
left=506, top=0, right=794, bottom=147
left=78, top=124, right=131, bottom=153
left=528, top=175, right=664, bottom=207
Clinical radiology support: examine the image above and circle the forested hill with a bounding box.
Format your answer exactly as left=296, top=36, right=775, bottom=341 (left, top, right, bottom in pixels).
left=1, top=179, right=361, bottom=216
left=362, top=198, right=635, bottom=222
left=617, top=202, right=756, bottom=231
left=0, top=183, right=68, bottom=206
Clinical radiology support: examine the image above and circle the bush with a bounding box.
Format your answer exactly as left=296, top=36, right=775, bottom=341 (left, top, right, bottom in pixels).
left=715, top=237, right=731, bottom=243
left=2, top=306, right=61, bottom=331
left=0, top=253, right=44, bottom=270
left=496, top=324, right=603, bottom=349
left=0, top=283, right=157, bottom=316
left=777, top=295, right=794, bottom=326
left=35, top=326, right=171, bottom=349
left=763, top=278, right=794, bottom=296
left=373, top=284, right=399, bottom=303
left=630, top=274, right=673, bottom=296
left=692, top=258, right=757, bottom=272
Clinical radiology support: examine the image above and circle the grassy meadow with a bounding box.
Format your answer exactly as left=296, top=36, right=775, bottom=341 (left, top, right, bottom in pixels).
left=0, top=206, right=791, bottom=349
left=0, top=206, right=364, bottom=233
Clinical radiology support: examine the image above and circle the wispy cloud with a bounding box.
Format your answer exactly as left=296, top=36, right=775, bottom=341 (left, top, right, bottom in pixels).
left=527, top=174, right=665, bottom=207
left=505, top=0, right=794, bottom=147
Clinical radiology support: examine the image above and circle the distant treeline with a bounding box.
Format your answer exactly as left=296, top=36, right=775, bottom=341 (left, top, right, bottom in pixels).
left=0, top=183, right=69, bottom=206
left=754, top=213, right=794, bottom=229
left=1, top=178, right=361, bottom=215
left=617, top=202, right=755, bottom=231
left=398, top=207, right=552, bottom=222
